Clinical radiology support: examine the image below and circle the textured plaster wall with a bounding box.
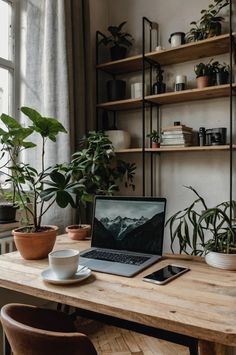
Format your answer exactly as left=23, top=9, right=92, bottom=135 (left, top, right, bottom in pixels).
left=89, top=0, right=236, bottom=255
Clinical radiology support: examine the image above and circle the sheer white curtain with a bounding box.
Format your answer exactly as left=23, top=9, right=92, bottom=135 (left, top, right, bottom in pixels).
left=19, top=0, right=75, bottom=229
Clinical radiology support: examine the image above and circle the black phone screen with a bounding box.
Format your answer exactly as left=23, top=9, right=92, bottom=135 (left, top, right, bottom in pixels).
left=143, top=265, right=189, bottom=282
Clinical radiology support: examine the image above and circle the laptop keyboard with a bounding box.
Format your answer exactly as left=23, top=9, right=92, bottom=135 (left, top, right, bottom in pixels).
left=82, top=250, right=150, bottom=266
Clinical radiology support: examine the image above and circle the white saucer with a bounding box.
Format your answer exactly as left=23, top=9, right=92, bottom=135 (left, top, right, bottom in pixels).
left=41, top=266, right=91, bottom=285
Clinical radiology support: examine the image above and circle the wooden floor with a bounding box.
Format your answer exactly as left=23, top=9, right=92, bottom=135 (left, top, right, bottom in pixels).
left=75, top=317, right=189, bottom=355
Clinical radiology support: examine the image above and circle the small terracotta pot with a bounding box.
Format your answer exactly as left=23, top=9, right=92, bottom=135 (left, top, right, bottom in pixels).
left=12, top=225, right=58, bottom=260
left=196, top=76, right=209, bottom=89
left=65, top=224, right=91, bottom=240
left=151, top=142, right=160, bottom=149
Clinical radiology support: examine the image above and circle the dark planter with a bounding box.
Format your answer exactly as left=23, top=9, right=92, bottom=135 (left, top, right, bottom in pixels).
left=107, top=80, right=126, bottom=101
left=152, top=82, right=166, bottom=95
left=110, top=45, right=127, bottom=61
left=0, top=203, right=17, bottom=223
left=208, top=22, right=221, bottom=37
left=216, top=72, right=229, bottom=85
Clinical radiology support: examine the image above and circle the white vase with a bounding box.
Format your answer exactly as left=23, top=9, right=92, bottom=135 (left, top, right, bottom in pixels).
left=205, top=251, right=236, bottom=270
left=105, top=130, right=131, bottom=150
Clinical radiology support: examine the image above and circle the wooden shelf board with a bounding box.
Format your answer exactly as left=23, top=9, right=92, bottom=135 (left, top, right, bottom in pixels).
left=145, top=84, right=236, bottom=105
left=115, top=145, right=236, bottom=153
left=146, top=33, right=234, bottom=66
left=98, top=84, right=236, bottom=110
left=96, top=34, right=234, bottom=74
left=97, top=98, right=142, bottom=111
left=96, top=54, right=143, bottom=74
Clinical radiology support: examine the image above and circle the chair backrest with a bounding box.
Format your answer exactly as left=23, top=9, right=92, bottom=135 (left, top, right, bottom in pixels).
left=1, top=303, right=97, bottom=355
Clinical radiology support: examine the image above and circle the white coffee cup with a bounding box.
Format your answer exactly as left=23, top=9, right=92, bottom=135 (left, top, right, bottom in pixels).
left=48, top=249, right=80, bottom=279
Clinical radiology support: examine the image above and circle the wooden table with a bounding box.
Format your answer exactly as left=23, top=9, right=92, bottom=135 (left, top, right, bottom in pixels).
left=0, top=235, right=236, bottom=355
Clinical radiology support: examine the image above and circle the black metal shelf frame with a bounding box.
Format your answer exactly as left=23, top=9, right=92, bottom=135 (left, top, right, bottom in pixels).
left=96, top=6, right=235, bottom=218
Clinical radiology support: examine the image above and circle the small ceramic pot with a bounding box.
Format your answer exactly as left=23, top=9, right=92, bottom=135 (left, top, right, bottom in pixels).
left=205, top=251, right=236, bottom=270
left=65, top=224, right=91, bottom=240
left=196, top=76, right=209, bottom=89
left=168, top=32, right=185, bottom=47
left=151, top=142, right=160, bottom=149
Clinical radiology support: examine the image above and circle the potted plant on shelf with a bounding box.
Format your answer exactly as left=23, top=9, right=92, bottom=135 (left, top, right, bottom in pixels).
left=147, top=130, right=160, bottom=148
left=0, top=107, right=80, bottom=260
left=166, top=186, right=236, bottom=270
left=99, top=21, right=134, bottom=61
left=62, top=131, right=136, bottom=240
left=194, top=59, right=218, bottom=88
left=185, top=0, right=229, bottom=42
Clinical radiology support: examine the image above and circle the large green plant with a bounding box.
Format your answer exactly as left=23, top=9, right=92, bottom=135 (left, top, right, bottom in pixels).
left=71, top=131, right=136, bottom=196
left=44, top=131, right=136, bottom=225
left=0, top=107, right=81, bottom=231
left=166, top=186, right=236, bottom=255
left=186, top=0, right=229, bottom=42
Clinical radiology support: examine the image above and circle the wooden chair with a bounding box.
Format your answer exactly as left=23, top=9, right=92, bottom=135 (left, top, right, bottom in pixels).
left=0, top=303, right=97, bottom=355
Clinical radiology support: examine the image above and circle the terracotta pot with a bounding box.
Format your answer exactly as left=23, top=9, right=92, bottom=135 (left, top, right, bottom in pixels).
left=151, top=142, right=160, bottom=149
left=12, top=225, right=58, bottom=260
left=205, top=251, right=236, bottom=270
left=65, top=224, right=91, bottom=240
left=196, top=76, right=209, bottom=89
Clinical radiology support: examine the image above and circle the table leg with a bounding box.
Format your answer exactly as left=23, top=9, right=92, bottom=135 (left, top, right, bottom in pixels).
left=3, top=333, right=11, bottom=355
left=199, top=340, right=228, bottom=355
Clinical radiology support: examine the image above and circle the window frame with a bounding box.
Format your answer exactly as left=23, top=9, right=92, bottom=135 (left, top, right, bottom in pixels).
left=0, top=0, right=18, bottom=118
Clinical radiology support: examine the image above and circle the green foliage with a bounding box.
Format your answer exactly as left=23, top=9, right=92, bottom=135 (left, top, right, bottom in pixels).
left=166, top=186, right=236, bottom=255
left=99, top=21, right=134, bottom=48
left=0, top=107, right=71, bottom=231
left=186, top=0, right=229, bottom=42
left=147, top=130, right=159, bottom=143
left=71, top=131, right=136, bottom=197
left=194, top=58, right=218, bottom=77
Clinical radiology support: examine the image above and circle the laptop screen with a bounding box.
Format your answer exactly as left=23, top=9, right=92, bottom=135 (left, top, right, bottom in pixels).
left=91, top=196, right=166, bottom=255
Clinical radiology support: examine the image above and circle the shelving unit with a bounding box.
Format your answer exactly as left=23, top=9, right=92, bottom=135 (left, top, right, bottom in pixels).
left=96, top=7, right=235, bottom=198
left=115, top=145, right=236, bottom=154
left=96, top=33, right=235, bottom=74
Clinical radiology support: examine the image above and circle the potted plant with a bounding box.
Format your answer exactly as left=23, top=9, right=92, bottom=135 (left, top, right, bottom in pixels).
left=186, top=0, right=229, bottom=42
left=0, top=179, right=18, bottom=223
left=194, top=59, right=218, bottom=88
left=166, top=186, right=236, bottom=269
left=63, top=131, right=136, bottom=240
left=147, top=130, right=160, bottom=148
left=152, top=64, right=166, bottom=95
left=99, top=21, right=134, bottom=61
left=0, top=107, right=80, bottom=260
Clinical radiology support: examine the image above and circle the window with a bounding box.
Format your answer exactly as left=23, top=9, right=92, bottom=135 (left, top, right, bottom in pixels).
left=0, top=0, right=16, bottom=185
left=0, top=0, right=15, bottom=118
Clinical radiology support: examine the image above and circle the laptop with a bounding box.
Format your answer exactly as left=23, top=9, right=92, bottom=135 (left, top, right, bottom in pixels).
left=80, top=196, right=166, bottom=277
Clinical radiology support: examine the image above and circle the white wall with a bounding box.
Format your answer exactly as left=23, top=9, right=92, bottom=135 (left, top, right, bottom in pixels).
left=89, top=0, right=235, bottom=254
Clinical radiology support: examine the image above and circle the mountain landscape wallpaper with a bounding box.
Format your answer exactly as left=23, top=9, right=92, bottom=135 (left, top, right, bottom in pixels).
left=92, top=199, right=166, bottom=254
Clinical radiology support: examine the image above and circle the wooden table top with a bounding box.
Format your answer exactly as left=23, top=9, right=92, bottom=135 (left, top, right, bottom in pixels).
left=0, top=235, right=236, bottom=347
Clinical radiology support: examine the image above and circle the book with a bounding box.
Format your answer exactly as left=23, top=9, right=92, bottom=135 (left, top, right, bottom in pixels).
left=160, top=143, right=191, bottom=148
left=162, top=124, right=193, bottom=132
left=162, top=131, right=193, bottom=136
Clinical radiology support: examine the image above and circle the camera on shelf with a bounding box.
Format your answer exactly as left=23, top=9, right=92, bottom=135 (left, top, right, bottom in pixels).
left=198, top=127, right=227, bottom=146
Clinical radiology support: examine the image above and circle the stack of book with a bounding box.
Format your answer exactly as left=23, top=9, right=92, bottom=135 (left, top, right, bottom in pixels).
left=161, top=124, right=193, bottom=147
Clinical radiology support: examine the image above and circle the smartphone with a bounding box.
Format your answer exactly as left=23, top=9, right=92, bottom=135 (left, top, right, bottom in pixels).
left=143, top=265, right=190, bottom=285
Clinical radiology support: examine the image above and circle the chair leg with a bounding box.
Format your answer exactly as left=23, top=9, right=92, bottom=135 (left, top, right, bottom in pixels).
left=3, top=333, right=11, bottom=355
